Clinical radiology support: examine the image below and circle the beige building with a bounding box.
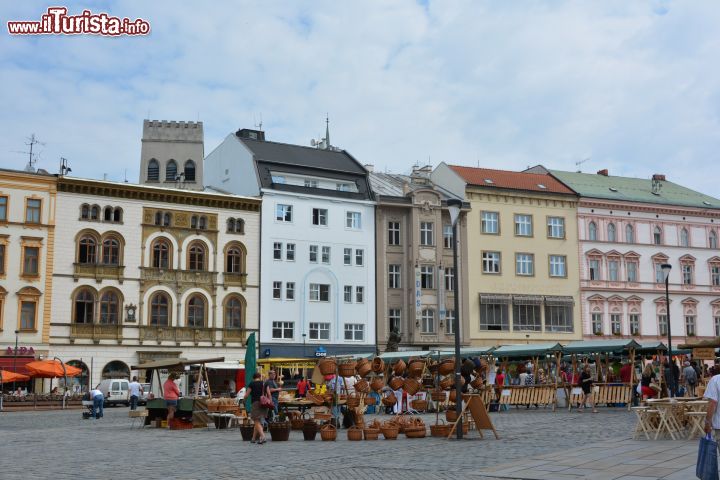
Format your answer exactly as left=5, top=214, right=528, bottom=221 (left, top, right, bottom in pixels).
left=139, top=119, right=204, bottom=190
left=370, top=167, right=470, bottom=352
left=432, top=163, right=582, bottom=346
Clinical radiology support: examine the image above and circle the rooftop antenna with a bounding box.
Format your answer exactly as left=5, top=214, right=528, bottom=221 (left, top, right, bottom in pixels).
left=254, top=113, right=263, bottom=131
left=325, top=113, right=330, bottom=148
left=124, top=169, right=128, bottom=183
left=59, top=157, right=72, bottom=176
left=575, top=156, right=590, bottom=172
left=16, top=134, right=45, bottom=172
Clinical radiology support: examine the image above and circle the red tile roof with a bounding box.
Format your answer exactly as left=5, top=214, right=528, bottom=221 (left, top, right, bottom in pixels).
left=449, top=165, right=575, bottom=195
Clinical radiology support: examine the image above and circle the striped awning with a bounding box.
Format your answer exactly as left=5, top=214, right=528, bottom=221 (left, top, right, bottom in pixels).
left=479, top=294, right=511, bottom=304
left=513, top=295, right=543, bottom=305
left=544, top=296, right=575, bottom=306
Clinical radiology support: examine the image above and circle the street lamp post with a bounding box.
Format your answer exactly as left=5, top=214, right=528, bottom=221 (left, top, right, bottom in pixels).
left=12, top=330, right=19, bottom=393
left=661, top=263, right=674, bottom=397
left=447, top=198, right=463, bottom=439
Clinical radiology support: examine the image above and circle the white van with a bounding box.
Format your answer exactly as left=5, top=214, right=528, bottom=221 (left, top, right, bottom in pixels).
left=96, top=378, right=130, bottom=407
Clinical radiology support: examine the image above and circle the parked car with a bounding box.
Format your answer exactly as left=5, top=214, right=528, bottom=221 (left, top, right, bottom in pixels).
left=96, top=378, right=130, bottom=407
left=138, top=383, right=151, bottom=405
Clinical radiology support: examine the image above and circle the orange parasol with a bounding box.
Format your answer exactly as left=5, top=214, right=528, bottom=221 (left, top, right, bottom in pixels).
left=25, top=359, right=82, bottom=378
left=0, top=369, right=30, bottom=383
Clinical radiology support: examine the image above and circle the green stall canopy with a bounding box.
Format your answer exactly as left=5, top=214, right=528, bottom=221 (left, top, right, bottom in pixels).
left=492, top=343, right=563, bottom=359
left=562, top=339, right=641, bottom=355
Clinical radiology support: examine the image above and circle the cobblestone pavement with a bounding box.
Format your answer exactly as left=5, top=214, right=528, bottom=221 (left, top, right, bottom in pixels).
left=0, top=407, right=696, bottom=480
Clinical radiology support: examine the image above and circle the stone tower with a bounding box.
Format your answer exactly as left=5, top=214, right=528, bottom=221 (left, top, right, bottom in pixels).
left=140, top=120, right=204, bottom=190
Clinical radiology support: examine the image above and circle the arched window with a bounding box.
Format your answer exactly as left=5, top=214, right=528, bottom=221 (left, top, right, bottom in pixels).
left=224, top=295, right=244, bottom=329
left=74, top=289, right=95, bottom=324
left=80, top=204, right=90, bottom=220
left=104, top=206, right=113, bottom=222
left=163, top=212, right=171, bottom=227
left=102, top=237, right=120, bottom=265
left=186, top=294, right=205, bottom=327
left=226, top=245, right=246, bottom=273
left=188, top=242, right=206, bottom=271
left=191, top=215, right=198, bottom=229
left=147, top=159, right=159, bottom=181
left=99, top=290, right=119, bottom=324
left=588, top=221, right=597, bottom=241
left=154, top=211, right=162, bottom=226
left=710, top=230, right=718, bottom=249
left=166, top=160, right=177, bottom=181
left=113, top=208, right=122, bottom=223
left=101, top=360, right=130, bottom=379
left=90, top=205, right=100, bottom=220
left=235, top=218, right=245, bottom=234
left=152, top=238, right=171, bottom=269
left=680, top=228, right=689, bottom=247
left=78, top=235, right=97, bottom=264
left=625, top=224, right=634, bottom=243
left=654, top=226, right=663, bottom=245
left=150, top=292, right=170, bottom=326
left=607, top=223, right=616, bottom=242
left=198, top=216, right=207, bottom=230
left=184, top=160, right=196, bottom=182
left=227, top=218, right=236, bottom=233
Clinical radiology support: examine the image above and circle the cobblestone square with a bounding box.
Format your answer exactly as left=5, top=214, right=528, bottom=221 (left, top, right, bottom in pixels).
left=0, top=407, right=698, bottom=479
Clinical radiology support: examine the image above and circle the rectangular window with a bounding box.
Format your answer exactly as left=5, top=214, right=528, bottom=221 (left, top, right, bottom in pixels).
left=629, top=314, right=640, bottom=335
left=480, top=303, right=509, bottom=331
left=343, top=248, right=352, bottom=265
left=627, top=262, right=638, bottom=282
left=285, top=243, right=295, bottom=261
left=482, top=251, right=501, bottom=274
left=481, top=211, right=499, bottom=234
left=275, top=204, right=292, bottom=222
left=388, top=264, right=401, bottom=289
left=346, top=211, right=361, bottom=229
left=421, top=309, right=435, bottom=334
left=514, top=214, right=532, bottom=236
left=592, top=313, right=603, bottom=335
left=655, top=263, right=664, bottom=284
left=355, top=249, right=364, bottom=266
left=515, top=253, right=534, bottom=276
left=312, top=208, right=327, bottom=226
left=321, top=246, right=331, bottom=264
left=304, top=179, right=319, bottom=188
left=309, top=322, right=330, bottom=340
left=611, top=314, right=622, bottom=335
left=420, top=222, right=434, bottom=246
left=344, top=324, right=364, bottom=341
left=20, top=301, right=36, bottom=330
left=658, top=314, right=668, bottom=336
left=445, top=310, right=455, bottom=335
left=389, top=309, right=401, bottom=334
left=309, top=245, right=318, bottom=263
left=545, top=305, right=573, bottom=333
left=443, top=225, right=453, bottom=249
left=273, top=242, right=282, bottom=260
left=23, top=246, right=39, bottom=276
left=355, top=286, right=364, bottom=303
left=547, top=217, right=565, bottom=238
left=608, top=260, right=619, bottom=282
left=549, top=255, right=566, bottom=277
left=0, top=196, right=7, bottom=221
left=444, top=267, right=455, bottom=291
left=26, top=199, right=41, bottom=223
left=0, top=244, right=5, bottom=275
left=336, top=183, right=351, bottom=192
left=513, top=304, right=541, bottom=331
left=344, top=286, right=352, bottom=303
left=271, top=175, right=286, bottom=184
left=685, top=315, right=696, bottom=336
left=272, top=281, right=282, bottom=299
left=420, top=265, right=434, bottom=289
left=388, top=221, right=400, bottom=245
left=272, top=321, right=294, bottom=339
left=682, top=264, right=694, bottom=285
left=285, top=282, right=295, bottom=300
left=712, top=266, right=720, bottom=286
left=589, top=259, right=600, bottom=281
left=310, top=284, right=330, bottom=302
left=715, top=316, right=720, bottom=337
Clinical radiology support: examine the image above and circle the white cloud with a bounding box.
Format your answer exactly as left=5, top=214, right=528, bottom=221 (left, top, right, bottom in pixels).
left=0, top=1, right=718, bottom=195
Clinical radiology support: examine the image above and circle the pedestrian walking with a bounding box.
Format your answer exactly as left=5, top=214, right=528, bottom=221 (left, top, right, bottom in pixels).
left=245, top=372, right=267, bottom=444
left=127, top=376, right=143, bottom=410
left=579, top=365, right=597, bottom=413
left=682, top=361, right=697, bottom=397
left=90, top=387, right=105, bottom=419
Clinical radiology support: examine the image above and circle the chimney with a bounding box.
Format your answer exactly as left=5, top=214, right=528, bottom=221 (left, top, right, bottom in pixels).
left=597, top=169, right=608, bottom=176
left=364, top=164, right=374, bottom=173
left=652, top=174, right=666, bottom=182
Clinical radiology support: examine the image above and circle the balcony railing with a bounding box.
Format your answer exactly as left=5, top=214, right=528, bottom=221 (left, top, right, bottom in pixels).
left=71, top=323, right=123, bottom=342
left=223, top=272, right=248, bottom=289
left=73, top=264, right=125, bottom=282
left=139, top=326, right=251, bottom=345
left=140, top=267, right=218, bottom=286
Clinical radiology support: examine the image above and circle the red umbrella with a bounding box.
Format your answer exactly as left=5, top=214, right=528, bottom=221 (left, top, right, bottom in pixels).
left=0, top=369, right=30, bottom=383
left=25, top=360, right=82, bottom=378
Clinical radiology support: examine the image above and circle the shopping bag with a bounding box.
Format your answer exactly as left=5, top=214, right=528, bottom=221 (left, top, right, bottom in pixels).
left=696, top=434, right=719, bottom=480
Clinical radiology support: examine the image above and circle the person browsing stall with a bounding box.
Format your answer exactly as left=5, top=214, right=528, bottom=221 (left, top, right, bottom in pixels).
left=163, top=372, right=181, bottom=427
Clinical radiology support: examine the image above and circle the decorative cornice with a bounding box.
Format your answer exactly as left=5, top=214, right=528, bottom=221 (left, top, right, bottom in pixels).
left=579, top=198, right=720, bottom=217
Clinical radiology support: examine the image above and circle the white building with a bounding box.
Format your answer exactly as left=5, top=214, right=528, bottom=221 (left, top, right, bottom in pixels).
left=49, top=176, right=260, bottom=388
left=205, top=127, right=376, bottom=356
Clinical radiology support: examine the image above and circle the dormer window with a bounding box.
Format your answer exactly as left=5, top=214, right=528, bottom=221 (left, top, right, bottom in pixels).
left=336, top=183, right=351, bottom=192
left=304, top=179, right=319, bottom=188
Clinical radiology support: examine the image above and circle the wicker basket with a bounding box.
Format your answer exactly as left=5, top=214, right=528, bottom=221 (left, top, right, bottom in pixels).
left=403, top=378, right=421, bottom=395
left=347, top=425, right=363, bottom=441
left=364, top=396, right=377, bottom=406
left=338, top=361, right=357, bottom=377
left=356, top=358, right=372, bottom=377
left=372, top=357, right=385, bottom=374
left=346, top=395, right=360, bottom=408
left=380, top=423, right=399, bottom=440
left=470, top=377, right=484, bottom=389
left=370, top=377, right=385, bottom=392
left=446, top=409, right=458, bottom=422
left=381, top=393, right=397, bottom=406
left=439, top=375, right=454, bottom=390
left=355, top=379, right=370, bottom=394
left=438, top=359, right=455, bottom=376
left=449, top=389, right=457, bottom=403
left=407, top=359, right=425, bottom=378
left=291, top=415, right=305, bottom=430
left=389, top=377, right=404, bottom=391
left=404, top=426, right=426, bottom=438
left=306, top=392, right=326, bottom=406
left=411, top=399, right=428, bottom=411
left=393, top=359, right=406, bottom=376
left=363, top=427, right=380, bottom=440
left=318, top=358, right=337, bottom=376
left=430, top=390, right=445, bottom=402
left=314, top=412, right=333, bottom=421
left=430, top=422, right=452, bottom=438
left=320, top=423, right=337, bottom=441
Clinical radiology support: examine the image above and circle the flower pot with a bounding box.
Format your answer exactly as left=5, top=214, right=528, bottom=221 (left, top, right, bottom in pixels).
left=268, top=421, right=291, bottom=442
left=239, top=423, right=255, bottom=441
left=302, top=420, right=318, bottom=441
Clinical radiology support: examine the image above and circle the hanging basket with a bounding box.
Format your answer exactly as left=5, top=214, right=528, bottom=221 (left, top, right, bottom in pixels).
left=372, top=357, right=385, bottom=374
left=338, top=361, right=357, bottom=377
left=430, top=390, right=445, bottom=402
left=355, top=379, right=371, bottom=394
left=407, top=359, right=425, bottom=378
left=318, top=358, right=337, bottom=376
left=446, top=409, right=459, bottom=422
left=370, top=377, right=385, bottom=392
left=347, top=425, right=363, bottom=441
left=411, top=399, right=428, bottom=411
left=389, top=377, right=404, bottom=391
left=320, top=423, right=337, bottom=441
left=449, top=389, right=457, bottom=403
left=346, top=395, right=361, bottom=408
left=356, top=358, right=372, bottom=377
left=403, top=378, right=421, bottom=395
left=438, top=359, right=455, bottom=376
left=439, top=375, right=454, bottom=390
left=470, top=377, right=484, bottom=389
left=364, top=396, right=377, bottom=406
left=393, top=359, right=406, bottom=376
left=381, top=393, right=397, bottom=406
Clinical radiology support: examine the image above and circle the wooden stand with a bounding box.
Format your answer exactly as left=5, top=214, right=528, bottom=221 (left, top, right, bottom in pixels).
left=447, top=394, right=499, bottom=440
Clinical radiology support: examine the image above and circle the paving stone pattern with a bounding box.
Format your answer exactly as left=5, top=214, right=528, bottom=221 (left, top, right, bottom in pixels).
left=0, top=407, right=697, bottom=479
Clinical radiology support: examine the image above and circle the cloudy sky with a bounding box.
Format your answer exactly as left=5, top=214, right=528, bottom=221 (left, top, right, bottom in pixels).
left=1, top=1, right=719, bottom=195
